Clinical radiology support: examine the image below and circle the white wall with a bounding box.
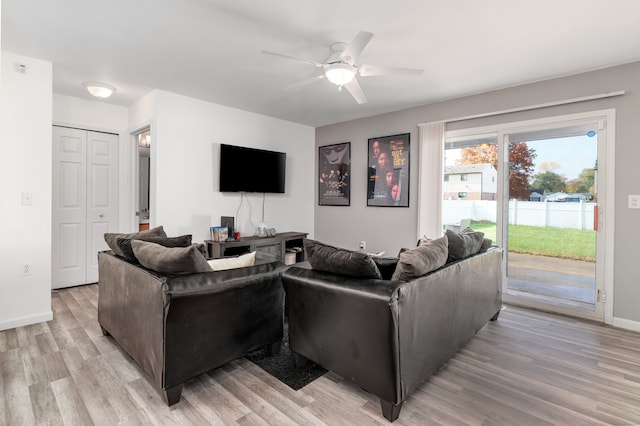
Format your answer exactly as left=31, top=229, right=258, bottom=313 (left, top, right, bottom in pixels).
left=53, top=93, right=128, bottom=132
left=0, top=51, right=53, bottom=330
left=151, top=90, right=315, bottom=242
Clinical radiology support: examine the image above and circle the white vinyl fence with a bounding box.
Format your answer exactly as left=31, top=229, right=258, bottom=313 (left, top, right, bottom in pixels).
left=443, top=199, right=596, bottom=230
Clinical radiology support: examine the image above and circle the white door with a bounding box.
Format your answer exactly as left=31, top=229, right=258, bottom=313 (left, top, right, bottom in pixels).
left=86, top=131, right=119, bottom=282
left=52, top=126, right=118, bottom=288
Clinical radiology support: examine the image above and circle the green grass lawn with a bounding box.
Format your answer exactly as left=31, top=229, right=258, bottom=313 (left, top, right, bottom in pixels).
left=469, top=221, right=596, bottom=262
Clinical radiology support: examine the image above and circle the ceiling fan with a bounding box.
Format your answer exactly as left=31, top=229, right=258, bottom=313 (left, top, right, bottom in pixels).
left=262, top=31, right=424, bottom=104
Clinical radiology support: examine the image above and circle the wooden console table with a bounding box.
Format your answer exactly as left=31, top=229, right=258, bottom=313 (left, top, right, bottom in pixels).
left=205, top=231, right=308, bottom=264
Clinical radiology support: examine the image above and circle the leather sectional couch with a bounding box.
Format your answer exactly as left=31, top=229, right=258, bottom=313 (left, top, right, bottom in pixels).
left=97, top=250, right=287, bottom=405
left=282, top=237, right=502, bottom=422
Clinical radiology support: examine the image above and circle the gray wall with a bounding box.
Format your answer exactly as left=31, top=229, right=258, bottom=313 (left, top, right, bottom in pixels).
left=315, top=60, right=640, bottom=324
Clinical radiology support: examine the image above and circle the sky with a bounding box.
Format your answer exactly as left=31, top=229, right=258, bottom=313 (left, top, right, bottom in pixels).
left=527, top=134, right=597, bottom=180
left=445, top=133, right=598, bottom=181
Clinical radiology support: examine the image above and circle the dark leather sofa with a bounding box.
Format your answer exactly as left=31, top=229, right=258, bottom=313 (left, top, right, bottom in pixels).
left=282, top=248, right=502, bottom=422
left=97, top=251, right=286, bottom=405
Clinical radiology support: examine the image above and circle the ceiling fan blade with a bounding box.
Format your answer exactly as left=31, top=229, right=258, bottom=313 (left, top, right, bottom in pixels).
left=359, top=64, right=424, bottom=77
left=344, top=78, right=368, bottom=104
left=261, top=50, right=323, bottom=68
left=284, top=73, right=326, bottom=91
left=340, top=31, right=373, bottom=63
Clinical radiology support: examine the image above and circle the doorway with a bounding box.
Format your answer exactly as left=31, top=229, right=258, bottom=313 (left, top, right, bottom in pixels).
left=136, top=129, right=151, bottom=231
left=502, top=124, right=602, bottom=319
left=443, top=111, right=614, bottom=323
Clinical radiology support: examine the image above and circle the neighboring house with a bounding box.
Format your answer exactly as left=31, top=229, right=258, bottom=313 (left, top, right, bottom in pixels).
left=443, top=163, right=497, bottom=200
left=544, top=192, right=593, bottom=202
left=529, top=191, right=544, bottom=201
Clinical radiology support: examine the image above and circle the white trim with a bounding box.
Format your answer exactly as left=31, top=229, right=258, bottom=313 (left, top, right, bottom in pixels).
left=602, top=110, right=616, bottom=325
left=420, top=91, right=624, bottom=126
left=0, top=311, right=53, bottom=331
left=612, top=317, right=640, bottom=333
left=446, top=110, right=611, bottom=140
left=53, top=120, right=120, bottom=135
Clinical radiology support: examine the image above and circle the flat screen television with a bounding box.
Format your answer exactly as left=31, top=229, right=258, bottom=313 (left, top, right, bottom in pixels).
left=219, top=144, right=286, bottom=193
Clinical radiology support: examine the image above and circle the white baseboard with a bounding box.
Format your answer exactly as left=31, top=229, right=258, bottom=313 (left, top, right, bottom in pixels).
left=612, top=317, right=640, bottom=333
left=0, top=311, right=53, bottom=331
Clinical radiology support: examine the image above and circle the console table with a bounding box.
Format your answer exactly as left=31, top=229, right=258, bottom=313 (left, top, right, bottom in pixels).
left=205, top=231, right=308, bottom=264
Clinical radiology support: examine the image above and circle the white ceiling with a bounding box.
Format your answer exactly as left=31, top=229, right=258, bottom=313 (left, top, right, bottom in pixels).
left=3, top=0, right=640, bottom=127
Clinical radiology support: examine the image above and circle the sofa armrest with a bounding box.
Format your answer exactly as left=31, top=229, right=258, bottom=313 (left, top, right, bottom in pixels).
left=282, top=267, right=404, bottom=403
left=394, top=248, right=502, bottom=400
left=98, top=251, right=167, bottom=387
left=161, top=261, right=287, bottom=388
left=163, top=261, right=287, bottom=298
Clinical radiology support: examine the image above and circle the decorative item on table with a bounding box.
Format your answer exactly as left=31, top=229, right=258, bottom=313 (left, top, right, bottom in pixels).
left=211, top=226, right=228, bottom=242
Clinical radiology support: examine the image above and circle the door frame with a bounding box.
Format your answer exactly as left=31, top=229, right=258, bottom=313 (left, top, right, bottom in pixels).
left=128, top=125, right=152, bottom=232
left=444, top=109, right=615, bottom=324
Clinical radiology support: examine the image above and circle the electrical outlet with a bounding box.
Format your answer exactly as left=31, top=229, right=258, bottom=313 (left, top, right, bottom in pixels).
left=359, top=241, right=366, bottom=250
left=23, top=262, right=31, bottom=275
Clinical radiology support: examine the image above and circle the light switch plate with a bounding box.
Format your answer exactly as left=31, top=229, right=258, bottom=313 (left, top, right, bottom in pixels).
left=628, top=194, right=640, bottom=209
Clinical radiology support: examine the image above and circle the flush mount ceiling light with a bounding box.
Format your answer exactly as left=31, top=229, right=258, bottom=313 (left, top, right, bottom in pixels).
left=83, top=81, right=115, bottom=99
left=324, top=62, right=356, bottom=87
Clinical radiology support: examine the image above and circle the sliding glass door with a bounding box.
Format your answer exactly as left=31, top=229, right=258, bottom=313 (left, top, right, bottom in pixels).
left=443, top=111, right=613, bottom=322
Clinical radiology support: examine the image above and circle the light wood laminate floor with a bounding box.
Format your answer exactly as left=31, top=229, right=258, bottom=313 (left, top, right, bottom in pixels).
left=2, top=284, right=640, bottom=425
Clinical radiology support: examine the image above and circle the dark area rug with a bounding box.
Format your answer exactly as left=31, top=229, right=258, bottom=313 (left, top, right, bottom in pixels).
left=245, top=322, right=327, bottom=390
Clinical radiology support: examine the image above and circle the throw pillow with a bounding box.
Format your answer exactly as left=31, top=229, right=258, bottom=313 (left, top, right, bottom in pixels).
left=479, top=238, right=493, bottom=252
left=303, top=239, right=382, bottom=279
left=207, top=251, right=256, bottom=271
left=391, top=235, right=448, bottom=281
left=446, top=227, right=485, bottom=261
left=104, top=226, right=167, bottom=257
left=131, top=240, right=212, bottom=274
left=117, top=234, right=193, bottom=262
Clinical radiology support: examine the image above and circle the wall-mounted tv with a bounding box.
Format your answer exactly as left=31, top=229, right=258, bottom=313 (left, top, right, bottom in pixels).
left=219, top=144, right=286, bottom=193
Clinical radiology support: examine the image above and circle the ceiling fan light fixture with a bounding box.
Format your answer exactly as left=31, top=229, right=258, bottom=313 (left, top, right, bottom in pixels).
left=324, top=63, right=356, bottom=86
left=83, top=81, right=116, bottom=99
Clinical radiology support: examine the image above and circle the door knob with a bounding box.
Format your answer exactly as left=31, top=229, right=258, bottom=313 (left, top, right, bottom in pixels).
left=98, top=213, right=104, bottom=218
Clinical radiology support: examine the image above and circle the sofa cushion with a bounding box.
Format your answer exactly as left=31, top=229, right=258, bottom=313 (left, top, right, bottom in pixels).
left=131, top=240, right=212, bottom=274
left=391, top=235, right=448, bottom=281
left=207, top=251, right=256, bottom=271
left=104, top=226, right=167, bottom=257
left=304, top=239, right=382, bottom=279
left=479, top=238, right=493, bottom=252
left=372, top=256, right=399, bottom=280
left=446, top=227, right=485, bottom=261
left=117, top=234, right=193, bottom=262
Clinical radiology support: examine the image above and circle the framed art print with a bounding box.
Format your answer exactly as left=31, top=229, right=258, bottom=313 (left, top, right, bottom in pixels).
left=318, top=142, right=350, bottom=206
left=367, top=133, right=410, bottom=207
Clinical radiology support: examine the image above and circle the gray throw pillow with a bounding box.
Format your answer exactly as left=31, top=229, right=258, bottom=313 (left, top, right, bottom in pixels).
left=104, top=226, right=167, bottom=257
left=304, top=239, right=382, bottom=279
left=116, top=234, right=193, bottom=262
left=479, top=238, right=493, bottom=252
left=446, top=227, right=485, bottom=261
left=131, top=240, right=212, bottom=275
left=391, top=235, right=448, bottom=281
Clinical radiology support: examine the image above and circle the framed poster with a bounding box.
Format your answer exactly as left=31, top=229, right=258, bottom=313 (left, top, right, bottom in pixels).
left=367, top=133, right=410, bottom=207
left=318, top=142, right=350, bottom=206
